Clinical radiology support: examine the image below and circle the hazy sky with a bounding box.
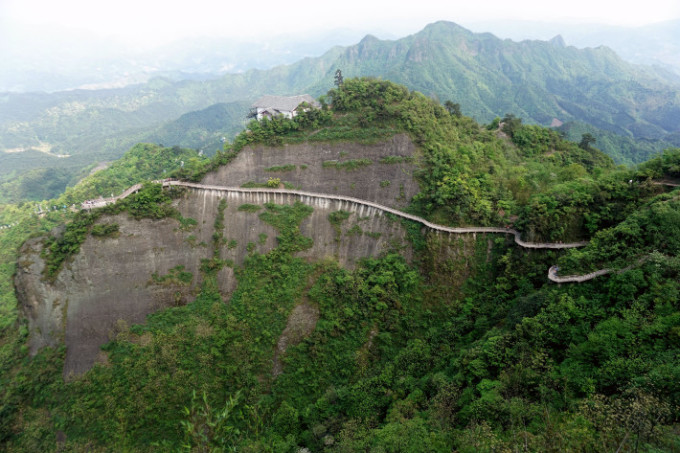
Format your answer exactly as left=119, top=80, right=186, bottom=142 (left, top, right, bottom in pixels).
left=3, top=0, right=680, bottom=49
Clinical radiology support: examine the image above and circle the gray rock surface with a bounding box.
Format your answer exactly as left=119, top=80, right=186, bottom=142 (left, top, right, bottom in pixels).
left=15, top=137, right=421, bottom=378
left=202, top=134, right=420, bottom=209
left=16, top=214, right=213, bottom=378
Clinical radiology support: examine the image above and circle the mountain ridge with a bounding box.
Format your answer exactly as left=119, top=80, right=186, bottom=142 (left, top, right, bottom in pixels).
left=3, top=79, right=680, bottom=451
left=1, top=20, right=679, bottom=198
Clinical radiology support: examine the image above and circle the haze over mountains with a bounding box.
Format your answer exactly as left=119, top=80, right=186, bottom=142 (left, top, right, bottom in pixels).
left=467, top=19, right=680, bottom=75
left=1, top=20, right=680, bottom=202
left=0, top=25, right=389, bottom=93
left=2, top=19, right=679, bottom=94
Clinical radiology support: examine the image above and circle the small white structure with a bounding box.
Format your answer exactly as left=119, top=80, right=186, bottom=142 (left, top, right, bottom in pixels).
left=250, top=94, right=320, bottom=120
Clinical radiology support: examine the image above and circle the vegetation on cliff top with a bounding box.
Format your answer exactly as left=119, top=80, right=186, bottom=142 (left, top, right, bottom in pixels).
left=0, top=143, right=208, bottom=205
left=182, top=75, right=680, bottom=277
left=219, top=78, right=672, bottom=245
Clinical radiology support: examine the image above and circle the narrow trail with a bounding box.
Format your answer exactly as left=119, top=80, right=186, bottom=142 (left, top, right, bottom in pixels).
left=82, top=183, right=144, bottom=209
left=548, top=256, right=650, bottom=283
left=82, top=179, right=649, bottom=283
left=653, top=180, right=680, bottom=188
left=548, top=266, right=612, bottom=283
left=164, top=180, right=589, bottom=250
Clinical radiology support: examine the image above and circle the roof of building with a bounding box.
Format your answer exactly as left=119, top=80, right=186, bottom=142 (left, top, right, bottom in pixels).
left=251, top=94, right=320, bottom=111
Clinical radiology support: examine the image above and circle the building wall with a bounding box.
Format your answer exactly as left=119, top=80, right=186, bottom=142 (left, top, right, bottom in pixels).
left=256, top=107, right=294, bottom=120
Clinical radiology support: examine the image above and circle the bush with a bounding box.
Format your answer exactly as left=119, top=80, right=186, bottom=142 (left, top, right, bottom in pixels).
left=90, top=223, right=119, bottom=237
left=238, top=204, right=262, bottom=213
left=123, top=183, right=177, bottom=220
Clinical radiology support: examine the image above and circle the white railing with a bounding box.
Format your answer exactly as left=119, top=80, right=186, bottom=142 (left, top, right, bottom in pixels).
left=80, top=179, right=608, bottom=283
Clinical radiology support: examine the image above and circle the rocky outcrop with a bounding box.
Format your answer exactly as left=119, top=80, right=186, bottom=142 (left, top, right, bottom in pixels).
left=15, top=189, right=410, bottom=377
left=21, top=136, right=564, bottom=379
left=15, top=214, right=213, bottom=379
left=16, top=191, right=411, bottom=378
left=201, top=134, right=420, bottom=209
left=15, top=134, right=420, bottom=379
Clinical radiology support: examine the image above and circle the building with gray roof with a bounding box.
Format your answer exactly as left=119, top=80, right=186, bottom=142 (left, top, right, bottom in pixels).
left=250, top=94, right=320, bottom=120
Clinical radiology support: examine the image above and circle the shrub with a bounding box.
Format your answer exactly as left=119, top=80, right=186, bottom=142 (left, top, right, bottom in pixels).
left=238, top=204, right=261, bottom=213
left=265, top=164, right=296, bottom=172
left=91, top=223, right=119, bottom=237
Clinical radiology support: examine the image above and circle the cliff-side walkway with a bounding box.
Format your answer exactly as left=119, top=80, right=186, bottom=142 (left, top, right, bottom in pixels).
left=82, top=179, right=622, bottom=283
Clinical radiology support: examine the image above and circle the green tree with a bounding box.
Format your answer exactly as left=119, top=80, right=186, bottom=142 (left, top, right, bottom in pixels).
left=444, top=100, right=462, bottom=117
left=501, top=114, right=522, bottom=137
left=179, top=390, right=243, bottom=452
left=334, top=69, right=344, bottom=87
left=579, top=133, right=597, bottom=150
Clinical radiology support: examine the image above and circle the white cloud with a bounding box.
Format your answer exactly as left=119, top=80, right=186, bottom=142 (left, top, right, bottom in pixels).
left=3, top=0, right=680, bottom=49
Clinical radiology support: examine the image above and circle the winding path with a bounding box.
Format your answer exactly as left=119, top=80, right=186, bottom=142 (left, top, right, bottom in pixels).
left=653, top=180, right=680, bottom=188
left=163, top=180, right=589, bottom=250
left=82, top=183, right=144, bottom=209
left=547, top=255, right=652, bottom=283
left=548, top=266, right=612, bottom=283
left=85, top=179, right=602, bottom=282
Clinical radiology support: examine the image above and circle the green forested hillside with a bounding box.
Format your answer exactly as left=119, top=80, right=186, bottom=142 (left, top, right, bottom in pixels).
left=559, top=121, right=678, bottom=165
left=0, top=103, right=244, bottom=203
left=0, top=79, right=679, bottom=451
left=327, top=22, right=680, bottom=139
left=142, top=101, right=249, bottom=152
left=2, top=21, right=679, bottom=203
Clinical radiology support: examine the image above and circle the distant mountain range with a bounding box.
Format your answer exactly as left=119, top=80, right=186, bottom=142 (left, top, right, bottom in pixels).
left=1, top=21, right=679, bottom=198
left=467, top=19, right=680, bottom=76
left=5, top=20, right=679, bottom=94
left=0, top=26, right=377, bottom=93
left=324, top=22, right=680, bottom=136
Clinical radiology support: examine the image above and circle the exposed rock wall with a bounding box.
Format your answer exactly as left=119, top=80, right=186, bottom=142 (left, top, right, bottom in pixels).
left=16, top=215, right=212, bottom=378
left=201, top=134, right=420, bottom=209
left=15, top=186, right=413, bottom=379
left=15, top=136, right=497, bottom=379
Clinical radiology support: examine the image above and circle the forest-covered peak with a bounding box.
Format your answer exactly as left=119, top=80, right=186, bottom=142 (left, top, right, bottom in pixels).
left=2, top=77, right=680, bottom=453
left=418, top=20, right=476, bottom=38
left=325, top=23, right=680, bottom=154
left=224, top=78, right=673, bottom=247
left=358, top=34, right=381, bottom=45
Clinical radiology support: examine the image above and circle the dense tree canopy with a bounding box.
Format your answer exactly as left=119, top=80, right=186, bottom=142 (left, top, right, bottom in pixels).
left=0, top=78, right=679, bottom=451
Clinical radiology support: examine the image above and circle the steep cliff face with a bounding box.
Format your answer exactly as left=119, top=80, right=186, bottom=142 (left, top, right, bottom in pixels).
left=15, top=214, right=212, bottom=378
left=201, top=134, right=420, bottom=209
left=16, top=190, right=414, bottom=378
left=14, top=135, right=424, bottom=378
